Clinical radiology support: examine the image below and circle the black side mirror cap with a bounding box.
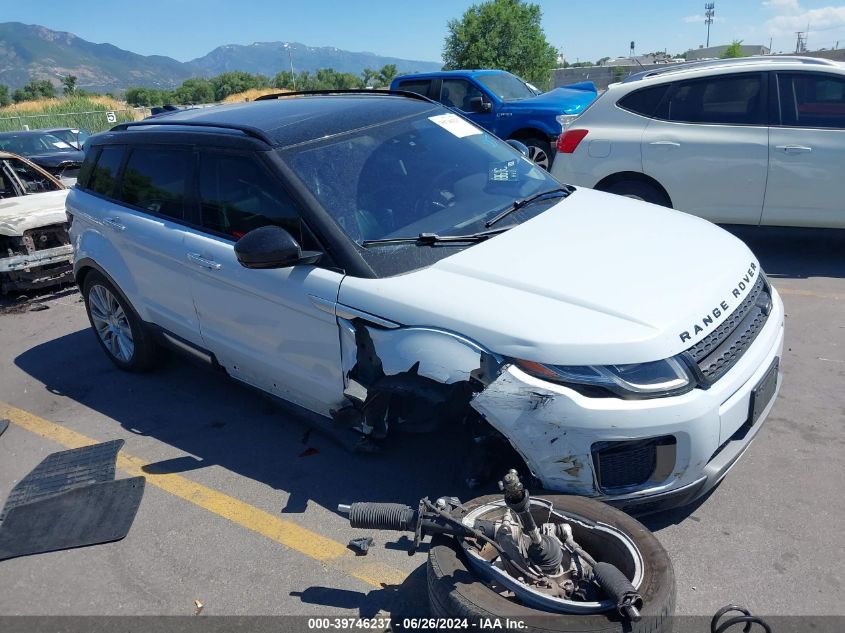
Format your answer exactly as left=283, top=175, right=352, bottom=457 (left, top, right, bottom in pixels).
left=234, top=226, right=322, bottom=269
left=467, top=96, right=492, bottom=113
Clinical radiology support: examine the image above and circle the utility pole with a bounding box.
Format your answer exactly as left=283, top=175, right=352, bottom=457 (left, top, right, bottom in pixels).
left=283, top=43, right=296, bottom=90
left=705, top=3, right=715, bottom=48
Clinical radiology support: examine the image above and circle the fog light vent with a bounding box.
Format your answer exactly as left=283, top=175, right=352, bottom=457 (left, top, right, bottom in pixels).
left=592, top=436, right=676, bottom=492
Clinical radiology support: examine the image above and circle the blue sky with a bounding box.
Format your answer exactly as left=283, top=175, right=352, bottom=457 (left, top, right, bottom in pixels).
left=7, top=0, right=845, bottom=63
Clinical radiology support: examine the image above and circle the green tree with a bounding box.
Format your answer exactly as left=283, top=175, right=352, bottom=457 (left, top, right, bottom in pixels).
left=0, top=84, right=10, bottom=107
left=721, top=40, right=744, bottom=59
left=361, top=67, right=379, bottom=87
left=443, top=0, right=557, bottom=88
left=62, top=75, right=78, bottom=95
left=125, top=87, right=171, bottom=107
left=172, top=78, right=215, bottom=104
left=272, top=71, right=296, bottom=89
left=12, top=79, right=56, bottom=103
left=210, top=71, right=270, bottom=100
left=376, top=64, right=398, bottom=87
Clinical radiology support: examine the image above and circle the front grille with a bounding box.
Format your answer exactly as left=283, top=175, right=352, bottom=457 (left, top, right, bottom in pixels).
left=592, top=436, right=676, bottom=492
left=685, top=275, right=771, bottom=386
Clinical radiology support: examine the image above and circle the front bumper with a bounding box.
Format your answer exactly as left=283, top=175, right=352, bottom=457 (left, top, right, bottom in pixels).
left=0, top=244, right=74, bottom=293
left=470, top=288, right=785, bottom=512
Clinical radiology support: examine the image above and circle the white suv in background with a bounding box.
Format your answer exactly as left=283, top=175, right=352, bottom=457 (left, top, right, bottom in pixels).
left=551, top=57, right=845, bottom=229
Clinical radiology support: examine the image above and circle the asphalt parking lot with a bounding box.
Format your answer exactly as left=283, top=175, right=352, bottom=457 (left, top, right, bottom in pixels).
left=0, top=225, right=843, bottom=620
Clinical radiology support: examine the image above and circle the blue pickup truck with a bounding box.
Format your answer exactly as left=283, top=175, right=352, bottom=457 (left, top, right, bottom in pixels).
left=390, top=69, right=597, bottom=169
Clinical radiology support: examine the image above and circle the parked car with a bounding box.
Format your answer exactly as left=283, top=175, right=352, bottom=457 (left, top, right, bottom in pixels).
left=41, top=127, right=91, bottom=151
left=551, top=56, right=845, bottom=229
left=68, top=92, right=783, bottom=511
left=0, top=130, right=85, bottom=186
left=0, top=152, right=72, bottom=294
left=391, top=70, right=597, bottom=169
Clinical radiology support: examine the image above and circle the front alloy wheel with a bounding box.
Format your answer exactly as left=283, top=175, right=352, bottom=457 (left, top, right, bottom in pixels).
left=88, top=284, right=135, bottom=362
left=82, top=270, right=158, bottom=372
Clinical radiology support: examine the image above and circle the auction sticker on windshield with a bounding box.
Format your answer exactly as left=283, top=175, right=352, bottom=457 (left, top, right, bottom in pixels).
left=429, top=113, right=481, bottom=138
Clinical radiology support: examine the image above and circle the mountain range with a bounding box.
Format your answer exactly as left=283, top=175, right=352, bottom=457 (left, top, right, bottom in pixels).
left=0, top=22, right=442, bottom=93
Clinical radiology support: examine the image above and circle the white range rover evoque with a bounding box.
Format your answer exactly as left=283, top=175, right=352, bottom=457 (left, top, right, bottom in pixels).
left=68, top=92, right=784, bottom=511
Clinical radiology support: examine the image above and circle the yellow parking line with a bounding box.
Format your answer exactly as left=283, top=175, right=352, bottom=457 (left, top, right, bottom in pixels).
left=774, top=286, right=843, bottom=300
left=0, top=401, right=408, bottom=589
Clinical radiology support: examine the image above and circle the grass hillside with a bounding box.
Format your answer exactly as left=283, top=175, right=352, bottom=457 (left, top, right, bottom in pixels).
left=0, top=95, right=144, bottom=133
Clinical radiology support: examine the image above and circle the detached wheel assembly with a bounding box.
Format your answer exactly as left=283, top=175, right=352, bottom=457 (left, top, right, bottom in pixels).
left=340, top=470, right=675, bottom=632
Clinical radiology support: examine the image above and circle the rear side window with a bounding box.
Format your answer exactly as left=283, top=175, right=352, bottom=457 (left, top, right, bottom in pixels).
left=198, top=152, right=304, bottom=241
left=778, top=72, right=845, bottom=128
left=617, top=84, right=670, bottom=118
left=665, top=73, right=764, bottom=125
left=116, top=147, right=191, bottom=219
left=396, top=80, right=431, bottom=97
left=88, top=146, right=125, bottom=197
left=77, top=149, right=97, bottom=189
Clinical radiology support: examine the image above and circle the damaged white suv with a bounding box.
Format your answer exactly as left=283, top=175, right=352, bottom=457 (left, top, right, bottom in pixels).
left=68, top=93, right=784, bottom=511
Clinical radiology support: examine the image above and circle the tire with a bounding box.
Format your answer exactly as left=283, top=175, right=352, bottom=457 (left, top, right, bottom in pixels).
left=427, top=494, right=675, bottom=633
left=601, top=180, right=671, bottom=207
left=521, top=137, right=553, bottom=171
left=82, top=271, right=158, bottom=372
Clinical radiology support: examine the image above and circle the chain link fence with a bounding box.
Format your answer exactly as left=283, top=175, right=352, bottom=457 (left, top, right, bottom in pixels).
left=0, top=107, right=152, bottom=134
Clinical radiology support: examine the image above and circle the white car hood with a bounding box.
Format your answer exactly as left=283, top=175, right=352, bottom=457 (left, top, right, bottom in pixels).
left=339, top=187, right=761, bottom=365
left=0, top=190, right=70, bottom=237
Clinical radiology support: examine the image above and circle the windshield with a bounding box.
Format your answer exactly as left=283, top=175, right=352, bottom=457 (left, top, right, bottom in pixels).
left=0, top=134, right=78, bottom=156
left=281, top=108, right=561, bottom=252
left=476, top=72, right=537, bottom=101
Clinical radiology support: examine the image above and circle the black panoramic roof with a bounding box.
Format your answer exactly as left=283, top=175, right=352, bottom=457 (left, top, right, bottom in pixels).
left=114, top=94, right=441, bottom=149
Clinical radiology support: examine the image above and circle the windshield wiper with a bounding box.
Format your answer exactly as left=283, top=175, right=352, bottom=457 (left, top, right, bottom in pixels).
left=484, top=186, right=574, bottom=228
left=361, top=227, right=510, bottom=248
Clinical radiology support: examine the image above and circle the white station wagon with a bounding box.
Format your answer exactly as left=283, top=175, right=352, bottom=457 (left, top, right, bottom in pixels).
left=68, top=92, right=784, bottom=511
left=552, top=56, right=845, bottom=229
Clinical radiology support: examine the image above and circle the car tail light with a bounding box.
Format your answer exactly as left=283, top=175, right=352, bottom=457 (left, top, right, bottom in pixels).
left=557, top=129, right=588, bottom=154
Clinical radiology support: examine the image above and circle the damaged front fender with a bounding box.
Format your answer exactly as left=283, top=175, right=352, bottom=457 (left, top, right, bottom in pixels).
left=333, top=318, right=499, bottom=437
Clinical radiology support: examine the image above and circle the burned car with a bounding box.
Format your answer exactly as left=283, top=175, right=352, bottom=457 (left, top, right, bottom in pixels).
left=0, top=152, right=72, bottom=294
left=68, top=92, right=783, bottom=511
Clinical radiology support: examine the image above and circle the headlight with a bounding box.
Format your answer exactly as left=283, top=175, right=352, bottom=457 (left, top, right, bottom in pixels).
left=514, top=356, right=694, bottom=399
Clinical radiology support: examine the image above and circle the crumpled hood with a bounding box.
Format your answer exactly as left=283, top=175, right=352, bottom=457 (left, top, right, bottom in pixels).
left=339, top=188, right=761, bottom=365
left=0, top=190, right=70, bottom=236
left=503, top=87, right=597, bottom=115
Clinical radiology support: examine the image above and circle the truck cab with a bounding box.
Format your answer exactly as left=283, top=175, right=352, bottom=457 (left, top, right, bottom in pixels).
left=391, top=69, right=597, bottom=169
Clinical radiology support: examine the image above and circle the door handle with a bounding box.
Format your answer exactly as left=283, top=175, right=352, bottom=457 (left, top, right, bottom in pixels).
left=187, top=252, right=222, bottom=271
left=103, top=217, right=126, bottom=232
left=648, top=140, right=681, bottom=147
left=776, top=145, right=812, bottom=154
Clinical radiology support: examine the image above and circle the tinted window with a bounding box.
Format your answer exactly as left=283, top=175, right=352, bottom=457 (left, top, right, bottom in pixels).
left=666, top=74, right=764, bottom=125
left=88, top=146, right=125, bottom=197
left=476, top=73, right=535, bottom=101
left=116, top=147, right=191, bottom=219
left=618, top=84, right=670, bottom=117
left=77, top=148, right=97, bottom=189
left=778, top=73, right=845, bottom=128
left=441, top=79, right=484, bottom=112
left=198, top=153, right=304, bottom=241
left=397, top=80, right=431, bottom=97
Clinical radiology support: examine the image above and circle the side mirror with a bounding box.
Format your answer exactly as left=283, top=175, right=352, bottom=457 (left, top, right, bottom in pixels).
left=467, top=96, right=492, bottom=113
left=234, top=226, right=322, bottom=269
left=506, top=139, right=530, bottom=157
